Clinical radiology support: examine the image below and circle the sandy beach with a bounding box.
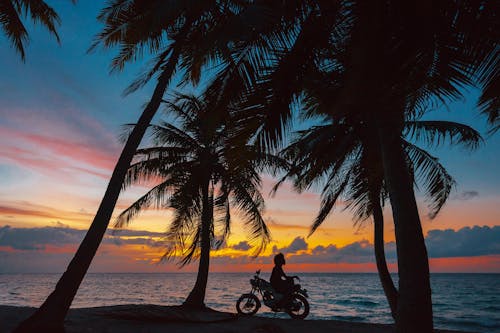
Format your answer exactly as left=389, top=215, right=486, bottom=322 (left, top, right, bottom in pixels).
left=0, top=305, right=474, bottom=333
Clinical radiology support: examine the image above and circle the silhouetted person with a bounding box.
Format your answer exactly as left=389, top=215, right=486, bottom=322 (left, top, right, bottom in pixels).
left=270, top=253, right=299, bottom=307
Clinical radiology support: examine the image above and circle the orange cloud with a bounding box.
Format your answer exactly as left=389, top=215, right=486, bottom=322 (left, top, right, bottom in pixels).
left=0, top=201, right=93, bottom=227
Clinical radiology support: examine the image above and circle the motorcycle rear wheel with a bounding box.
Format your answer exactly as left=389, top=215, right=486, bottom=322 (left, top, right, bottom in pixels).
left=236, top=294, right=261, bottom=316
left=286, top=294, right=309, bottom=319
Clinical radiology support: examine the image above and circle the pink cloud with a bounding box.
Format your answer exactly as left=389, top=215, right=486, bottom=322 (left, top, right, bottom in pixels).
left=0, top=101, right=123, bottom=183
left=0, top=126, right=117, bottom=180
left=0, top=104, right=119, bottom=151
left=1, top=127, right=116, bottom=168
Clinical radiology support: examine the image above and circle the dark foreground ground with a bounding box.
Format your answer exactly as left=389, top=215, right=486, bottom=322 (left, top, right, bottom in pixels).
left=0, top=305, right=475, bottom=333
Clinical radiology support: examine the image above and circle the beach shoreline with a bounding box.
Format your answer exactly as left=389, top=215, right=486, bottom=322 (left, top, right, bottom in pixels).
left=0, top=305, right=475, bottom=333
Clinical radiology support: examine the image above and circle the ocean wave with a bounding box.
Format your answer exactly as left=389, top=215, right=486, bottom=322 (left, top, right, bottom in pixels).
left=333, top=299, right=378, bottom=307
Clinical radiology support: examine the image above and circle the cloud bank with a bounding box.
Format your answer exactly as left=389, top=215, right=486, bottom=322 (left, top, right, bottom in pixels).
left=0, top=225, right=167, bottom=251
left=426, top=226, right=500, bottom=258
left=0, top=225, right=498, bottom=273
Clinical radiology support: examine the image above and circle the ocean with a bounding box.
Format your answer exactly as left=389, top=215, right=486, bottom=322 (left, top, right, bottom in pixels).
left=0, top=273, right=498, bottom=332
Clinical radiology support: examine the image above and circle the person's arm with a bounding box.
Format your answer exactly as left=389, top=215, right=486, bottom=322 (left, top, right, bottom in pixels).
left=282, top=268, right=299, bottom=280
left=279, top=267, right=287, bottom=280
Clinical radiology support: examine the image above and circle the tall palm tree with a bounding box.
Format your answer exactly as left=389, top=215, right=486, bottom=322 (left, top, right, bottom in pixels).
left=114, top=93, right=280, bottom=308
left=14, top=2, right=234, bottom=331
left=278, top=117, right=482, bottom=319
left=0, top=0, right=74, bottom=60
left=16, top=1, right=293, bottom=329
left=312, top=4, right=495, bottom=330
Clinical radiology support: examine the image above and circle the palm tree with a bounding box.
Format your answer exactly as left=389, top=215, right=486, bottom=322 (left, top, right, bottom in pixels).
left=0, top=0, right=74, bottom=61
left=14, top=2, right=244, bottom=331
left=114, top=93, right=280, bottom=308
left=16, top=0, right=291, bottom=328
left=278, top=117, right=482, bottom=319
left=318, top=4, right=495, bottom=330
left=16, top=1, right=497, bottom=331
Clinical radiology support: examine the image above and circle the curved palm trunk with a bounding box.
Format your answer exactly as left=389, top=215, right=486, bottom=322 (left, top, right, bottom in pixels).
left=378, top=125, right=433, bottom=332
left=14, top=65, right=177, bottom=333
left=372, top=195, right=398, bottom=320
left=183, top=176, right=212, bottom=309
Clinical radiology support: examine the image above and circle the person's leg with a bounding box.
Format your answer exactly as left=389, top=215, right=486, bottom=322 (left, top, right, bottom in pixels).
left=277, top=279, right=295, bottom=308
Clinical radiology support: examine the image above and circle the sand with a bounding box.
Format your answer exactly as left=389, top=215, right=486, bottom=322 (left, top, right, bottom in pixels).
left=0, top=305, right=473, bottom=333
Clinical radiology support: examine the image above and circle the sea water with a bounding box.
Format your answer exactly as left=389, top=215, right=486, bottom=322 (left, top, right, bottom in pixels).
left=0, top=273, right=498, bottom=332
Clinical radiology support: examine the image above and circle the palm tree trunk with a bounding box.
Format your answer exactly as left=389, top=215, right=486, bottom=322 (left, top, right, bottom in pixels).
left=13, top=61, right=178, bottom=333
left=183, top=176, right=212, bottom=309
left=377, top=125, right=433, bottom=333
left=372, top=194, right=398, bottom=320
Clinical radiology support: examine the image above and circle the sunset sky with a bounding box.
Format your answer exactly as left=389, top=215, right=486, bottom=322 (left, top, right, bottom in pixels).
left=0, top=1, right=499, bottom=274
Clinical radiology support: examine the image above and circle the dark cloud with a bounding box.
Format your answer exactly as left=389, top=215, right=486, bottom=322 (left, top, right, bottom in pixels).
left=287, top=240, right=394, bottom=264
left=54, top=221, right=71, bottom=228
left=454, top=191, right=479, bottom=200
left=1, top=225, right=498, bottom=273
left=109, top=229, right=165, bottom=237
left=231, top=241, right=251, bottom=251
left=426, top=226, right=500, bottom=258
left=216, top=225, right=500, bottom=267
left=276, top=237, right=308, bottom=254
left=0, top=225, right=84, bottom=250
left=0, top=225, right=167, bottom=251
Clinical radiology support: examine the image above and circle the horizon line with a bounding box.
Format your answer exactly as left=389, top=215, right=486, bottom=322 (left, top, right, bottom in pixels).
left=1, top=271, right=499, bottom=274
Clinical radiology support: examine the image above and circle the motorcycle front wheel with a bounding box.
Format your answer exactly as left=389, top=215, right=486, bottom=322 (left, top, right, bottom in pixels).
left=236, top=293, right=261, bottom=316
left=286, top=294, right=309, bottom=319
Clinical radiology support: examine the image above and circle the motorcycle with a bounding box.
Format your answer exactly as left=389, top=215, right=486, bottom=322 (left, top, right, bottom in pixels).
left=236, top=269, right=310, bottom=319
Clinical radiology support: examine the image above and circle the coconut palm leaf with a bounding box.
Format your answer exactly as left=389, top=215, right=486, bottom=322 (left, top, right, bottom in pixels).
left=310, top=170, right=351, bottom=236
left=115, top=177, right=177, bottom=228
left=404, top=142, right=455, bottom=219
left=150, top=123, right=200, bottom=150
left=476, top=51, right=499, bottom=134
left=227, top=174, right=269, bottom=256
left=404, top=120, right=483, bottom=149
left=1, top=0, right=74, bottom=60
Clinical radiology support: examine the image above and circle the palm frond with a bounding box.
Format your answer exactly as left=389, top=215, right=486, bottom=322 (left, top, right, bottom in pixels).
left=150, top=123, right=200, bottom=150
left=405, top=141, right=456, bottom=218
left=310, top=171, right=351, bottom=236
left=404, top=120, right=483, bottom=150
left=0, top=0, right=28, bottom=59
left=1, top=0, right=68, bottom=60
left=476, top=49, right=499, bottom=134
left=115, top=178, right=175, bottom=228
left=229, top=177, right=270, bottom=256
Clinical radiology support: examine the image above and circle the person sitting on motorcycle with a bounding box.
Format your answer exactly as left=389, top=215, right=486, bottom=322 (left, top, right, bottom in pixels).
left=270, top=253, right=299, bottom=307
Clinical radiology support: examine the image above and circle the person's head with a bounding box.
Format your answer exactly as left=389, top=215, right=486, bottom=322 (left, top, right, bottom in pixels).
left=274, top=253, right=285, bottom=267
